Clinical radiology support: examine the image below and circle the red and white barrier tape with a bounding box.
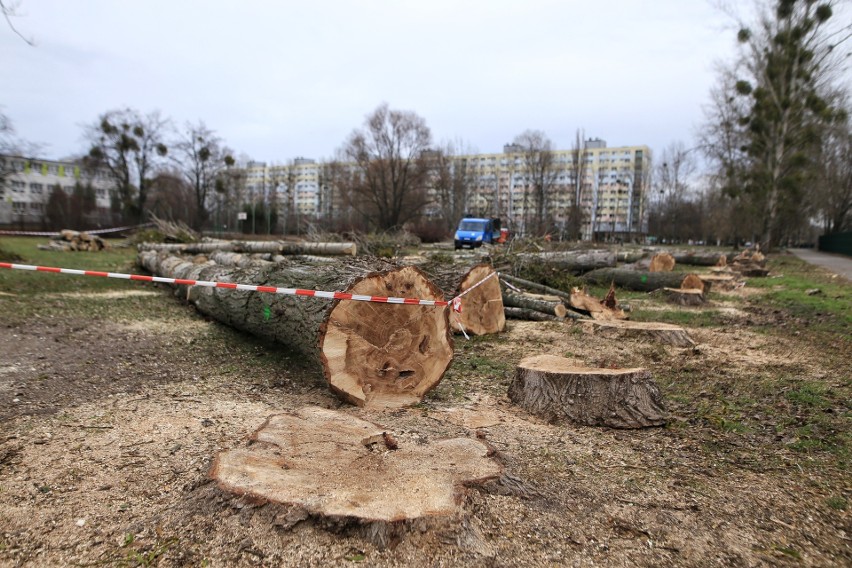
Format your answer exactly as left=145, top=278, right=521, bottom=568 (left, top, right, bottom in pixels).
left=0, top=262, right=458, bottom=308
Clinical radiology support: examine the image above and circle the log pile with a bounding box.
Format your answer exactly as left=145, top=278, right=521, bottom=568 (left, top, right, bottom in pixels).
left=138, top=251, right=453, bottom=408
left=515, top=249, right=616, bottom=274
left=508, top=354, right=666, bottom=428
left=138, top=240, right=357, bottom=256
left=211, top=406, right=502, bottom=546
left=39, top=230, right=108, bottom=252
left=731, top=249, right=769, bottom=277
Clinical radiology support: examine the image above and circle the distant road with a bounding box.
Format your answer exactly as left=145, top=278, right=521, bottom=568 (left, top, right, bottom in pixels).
left=789, top=249, right=852, bottom=282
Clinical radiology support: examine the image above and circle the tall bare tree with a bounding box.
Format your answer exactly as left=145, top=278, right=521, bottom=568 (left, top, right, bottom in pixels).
left=814, top=112, right=852, bottom=233
left=512, top=130, right=557, bottom=236
left=171, top=121, right=232, bottom=230
left=567, top=129, right=588, bottom=240
left=338, top=103, right=433, bottom=231
left=429, top=141, right=477, bottom=233
left=85, top=108, right=169, bottom=223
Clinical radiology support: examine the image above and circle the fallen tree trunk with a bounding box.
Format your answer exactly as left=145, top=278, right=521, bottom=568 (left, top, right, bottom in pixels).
left=420, top=263, right=505, bottom=336
left=509, top=355, right=666, bottom=428
left=515, top=249, right=616, bottom=274
left=501, top=289, right=567, bottom=318
left=500, top=273, right=572, bottom=303
left=581, top=268, right=690, bottom=292
left=504, top=307, right=564, bottom=322
left=138, top=240, right=357, bottom=256
left=580, top=319, right=695, bottom=347
left=669, top=250, right=727, bottom=266
left=138, top=251, right=453, bottom=408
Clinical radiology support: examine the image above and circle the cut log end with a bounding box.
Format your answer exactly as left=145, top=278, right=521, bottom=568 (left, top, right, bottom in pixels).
left=452, top=264, right=506, bottom=336
left=320, top=266, right=454, bottom=408
left=210, top=407, right=503, bottom=525
left=509, top=355, right=667, bottom=428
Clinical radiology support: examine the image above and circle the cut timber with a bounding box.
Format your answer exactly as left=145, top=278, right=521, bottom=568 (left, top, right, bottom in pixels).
left=211, top=406, right=502, bottom=532
left=582, top=268, right=690, bottom=292
left=138, top=240, right=357, bottom=256
left=509, top=355, right=666, bottom=428
left=680, top=273, right=706, bottom=293
left=669, top=251, right=727, bottom=266
left=655, top=287, right=706, bottom=306
left=421, top=263, right=505, bottom=336
left=649, top=253, right=675, bottom=272
left=699, top=274, right=737, bottom=291
left=580, top=319, right=696, bottom=347
left=500, top=273, right=572, bottom=303
left=138, top=252, right=453, bottom=408
left=502, top=289, right=567, bottom=318
left=516, top=249, right=616, bottom=274
left=504, top=307, right=564, bottom=322
left=569, top=287, right=626, bottom=321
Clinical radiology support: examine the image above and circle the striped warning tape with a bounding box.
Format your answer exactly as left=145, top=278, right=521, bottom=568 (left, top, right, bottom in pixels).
left=0, top=262, right=457, bottom=308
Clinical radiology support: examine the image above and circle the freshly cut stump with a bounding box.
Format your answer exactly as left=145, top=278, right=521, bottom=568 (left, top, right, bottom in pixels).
left=211, top=407, right=503, bottom=525
left=649, top=253, right=675, bottom=272
left=423, top=263, right=505, bottom=335
left=656, top=287, right=706, bottom=306
left=580, top=319, right=696, bottom=347
left=700, top=274, right=737, bottom=291
left=509, top=355, right=666, bottom=428
left=138, top=252, right=453, bottom=408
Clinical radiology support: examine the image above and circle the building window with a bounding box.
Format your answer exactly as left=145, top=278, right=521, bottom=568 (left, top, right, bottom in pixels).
left=12, top=181, right=26, bottom=192
left=30, top=183, right=44, bottom=194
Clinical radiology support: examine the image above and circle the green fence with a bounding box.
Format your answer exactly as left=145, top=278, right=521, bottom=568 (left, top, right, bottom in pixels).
left=818, top=232, right=852, bottom=257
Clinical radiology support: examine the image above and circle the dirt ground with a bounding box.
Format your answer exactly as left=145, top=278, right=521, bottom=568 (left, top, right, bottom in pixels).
left=0, top=275, right=850, bottom=567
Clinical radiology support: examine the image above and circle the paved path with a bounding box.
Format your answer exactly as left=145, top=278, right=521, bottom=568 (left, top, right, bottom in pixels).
left=789, top=248, right=852, bottom=282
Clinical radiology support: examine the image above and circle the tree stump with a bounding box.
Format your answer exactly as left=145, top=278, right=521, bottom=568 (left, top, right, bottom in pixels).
left=211, top=406, right=502, bottom=527
left=700, top=274, right=737, bottom=291
left=655, top=287, right=706, bottom=306
left=422, top=263, right=505, bottom=336
left=580, top=319, right=696, bottom=347
left=138, top=252, right=453, bottom=408
left=509, top=355, right=666, bottom=428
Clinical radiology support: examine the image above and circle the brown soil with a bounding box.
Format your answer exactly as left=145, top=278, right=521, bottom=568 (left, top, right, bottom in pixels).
left=0, top=287, right=850, bottom=567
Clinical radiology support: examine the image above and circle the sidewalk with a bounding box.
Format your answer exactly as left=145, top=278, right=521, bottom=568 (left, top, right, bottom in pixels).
left=788, top=248, right=852, bottom=282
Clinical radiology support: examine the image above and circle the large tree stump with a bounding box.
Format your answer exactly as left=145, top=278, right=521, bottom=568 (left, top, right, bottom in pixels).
left=421, top=263, right=505, bottom=336
left=654, top=287, right=706, bottom=306
left=509, top=355, right=666, bottom=428
left=516, top=249, right=616, bottom=274
left=580, top=319, right=696, bottom=347
left=582, top=268, right=693, bottom=292
left=211, top=407, right=502, bottom=529
left=138, top=252, right=453, bottom=408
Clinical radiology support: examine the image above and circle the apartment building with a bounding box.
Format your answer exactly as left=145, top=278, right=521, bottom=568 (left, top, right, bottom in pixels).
left=0, top=155, right=113, bottom=226
left=233, top=138, right=650, bottom=240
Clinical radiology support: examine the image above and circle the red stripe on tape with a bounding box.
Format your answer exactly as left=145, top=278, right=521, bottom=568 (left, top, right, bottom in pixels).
left=37, top=266, right=62, bottom=273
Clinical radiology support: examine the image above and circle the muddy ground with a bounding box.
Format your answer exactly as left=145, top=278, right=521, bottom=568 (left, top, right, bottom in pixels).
left=0, top=259, right=850, bottom=567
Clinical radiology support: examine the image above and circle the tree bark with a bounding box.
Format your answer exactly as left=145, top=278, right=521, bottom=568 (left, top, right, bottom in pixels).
left=138, top=251, right=453, bottom=408
left=509, top=355, right=666, bottom=428
left=580, top=319, right=696, bottom=347
left=515, top=249, right=616, bottom=274
left=501, top=289, right=567, bottom=318
left=504, top=307, right=564, bottom=322
left=669, top=250, right=727, bottom=266
left=420, top=263, right=505, bottom=336
left=581, top=268, right=691, bottom=292
left=652, top=288, right=705, bottom=306
left=138, top=240, right=357, bottom=256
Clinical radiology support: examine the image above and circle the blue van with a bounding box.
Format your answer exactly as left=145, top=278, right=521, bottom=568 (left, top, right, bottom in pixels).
left=454, top=217, right=504, bottom=249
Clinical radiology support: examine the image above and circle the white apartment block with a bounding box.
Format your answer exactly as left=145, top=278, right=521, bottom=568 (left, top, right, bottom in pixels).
left=242, top=157, right=326, bottom=219
left=0, top=155, right=113, bottom=226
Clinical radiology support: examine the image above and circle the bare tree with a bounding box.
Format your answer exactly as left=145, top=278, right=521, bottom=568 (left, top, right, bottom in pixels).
left=338, top=103, right=433, bottom=231
left=85, top=108, right=169, bottom=223
left=1, top=0, right=34, bottom=46
left=429, top=141, right=477, bottom=233
left=512, top=130, right=557, bottom=236
left=567, top=130, right=588, bottom=240
left=171, top=121, right=232, bottom=230
left=814, top=112, right=852, bottom=234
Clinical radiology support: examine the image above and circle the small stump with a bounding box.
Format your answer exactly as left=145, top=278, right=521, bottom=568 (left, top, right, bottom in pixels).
left=580, top=319, right=695, bottom=347
left=211, top=407, right=502, bottom=526
left=509, top=355, right=666, bottom=428
left=655, top=287, right=705, bottom=306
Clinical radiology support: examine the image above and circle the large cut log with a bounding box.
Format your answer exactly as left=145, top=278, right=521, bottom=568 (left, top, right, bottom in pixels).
left=649, top=253, right=675, bottom=272
left=582, top=268, right=692, bottom=292
left=515, top=249, right=616, bottom=274
left=669, top=250, right=727, bottom=266
left=138, top=240, right=357, bottom=256
left=501, top=288, right=567, bottom=318
left=504, top=307, right=564, bottom=322
left=420, top=263, right=505, bottom=336
left=508, top=354, right=666, bottom=428
left=580, top=319, right=696, bottom=347
left=211, top=406, right=502, bottom=546
left=138, top=251, right=453, bottom=408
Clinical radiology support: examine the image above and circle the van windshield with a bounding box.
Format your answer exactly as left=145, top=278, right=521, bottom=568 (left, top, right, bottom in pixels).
left=459, top=220, right=486, bottom=231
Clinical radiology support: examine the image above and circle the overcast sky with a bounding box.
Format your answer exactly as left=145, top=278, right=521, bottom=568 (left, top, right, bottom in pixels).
left=0, top=0, right=783, bottom=163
